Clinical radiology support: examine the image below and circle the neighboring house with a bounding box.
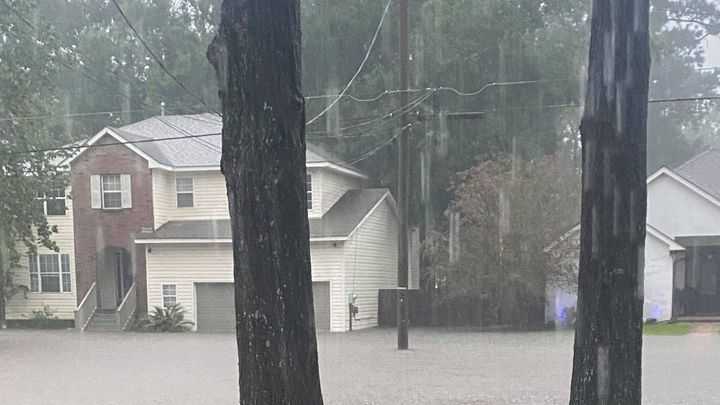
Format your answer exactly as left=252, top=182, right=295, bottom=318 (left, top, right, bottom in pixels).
left=5, top=187, right=77, bottom=327
left=11, top=113, right=399, bottom=332
left=546, top=149, right=720, bottom=326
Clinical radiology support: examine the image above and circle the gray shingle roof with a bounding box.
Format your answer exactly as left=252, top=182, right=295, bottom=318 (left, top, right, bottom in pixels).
left=675, top=148, right=720, bottom=200
left=138, top=188, right=391, bottom=241
left=110, top=114, right=355, bottom=170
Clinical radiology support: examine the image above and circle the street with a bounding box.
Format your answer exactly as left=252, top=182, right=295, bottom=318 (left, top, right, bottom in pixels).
left=0, top=328, right=718, bottom=404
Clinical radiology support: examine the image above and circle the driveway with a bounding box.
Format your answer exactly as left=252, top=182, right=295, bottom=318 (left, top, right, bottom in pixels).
left=0, top=328, right=718, bottom=404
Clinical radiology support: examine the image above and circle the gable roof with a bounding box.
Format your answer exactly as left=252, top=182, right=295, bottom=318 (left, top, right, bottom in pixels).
left=135, top=188, right=394, bottom=243
left=674, top=148, right=720, bottom=200
left=647, top=167, right=720, bottom=209
left=545, top=222, right=685, bottom=253
left=68, top=114, right=365, bottom=177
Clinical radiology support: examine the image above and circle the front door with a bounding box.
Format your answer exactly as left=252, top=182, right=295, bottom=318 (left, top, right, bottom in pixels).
left=96, top=247, right=131, bottom=310
left=97, top=250, right=119, bottom=310
left=698, top=252, right=720, bottom=313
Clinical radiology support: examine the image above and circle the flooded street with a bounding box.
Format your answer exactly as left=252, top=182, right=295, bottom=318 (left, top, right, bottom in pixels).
left=1, top=328, right=718, bottom=404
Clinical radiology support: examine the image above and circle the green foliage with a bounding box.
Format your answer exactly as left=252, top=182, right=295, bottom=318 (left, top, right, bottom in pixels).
left=139, top=304, right=194, bottom=332
left=644, top=322, right=692, bottom=336
left=27, top=305, right=58, bottom=328
left=1, top=0, right=69, bottom=324
left=428, top=152, right=580, bottom=327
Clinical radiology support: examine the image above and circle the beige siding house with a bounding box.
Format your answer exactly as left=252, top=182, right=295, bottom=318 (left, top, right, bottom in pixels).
left=6, top=114, right=399, bottom=332
left=6, top=186, right=77, bottom=322
left=116, top=114, right=400, bottom=332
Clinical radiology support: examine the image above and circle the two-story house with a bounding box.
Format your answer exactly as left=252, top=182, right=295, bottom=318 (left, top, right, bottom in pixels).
left=6, top=113, right=399, bottom=333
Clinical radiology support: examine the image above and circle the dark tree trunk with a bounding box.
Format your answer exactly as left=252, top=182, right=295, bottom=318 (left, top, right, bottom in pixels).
left=569, top=1, right=650, bottom=404
left=208, top=1, right=324, bottom=404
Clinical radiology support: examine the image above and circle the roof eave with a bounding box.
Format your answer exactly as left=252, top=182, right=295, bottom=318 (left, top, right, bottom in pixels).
left=306, top=161, right=368, bottom=179
left=64, top=127, right=171, bottom=170
left=135, top=236, right=348, bottom=244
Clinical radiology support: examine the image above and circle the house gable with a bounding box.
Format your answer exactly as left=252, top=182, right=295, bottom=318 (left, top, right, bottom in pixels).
left=647, top=168, right=720, bottom=237
left=66, top=129, right=165, bottom=169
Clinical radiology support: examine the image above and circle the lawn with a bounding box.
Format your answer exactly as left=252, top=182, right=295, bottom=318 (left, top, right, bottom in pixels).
left=644, top=322, right=691, bottom=335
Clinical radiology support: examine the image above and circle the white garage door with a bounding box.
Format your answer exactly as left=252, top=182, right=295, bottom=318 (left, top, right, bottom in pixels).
left=195, top=282, right=331, bottom=333
left=195, top=283, right=236, bottom=333
left=312, top=281, right=331, bottom=331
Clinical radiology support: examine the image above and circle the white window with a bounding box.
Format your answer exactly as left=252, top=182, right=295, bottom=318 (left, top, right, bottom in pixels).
left=306, top=174, right=312, bottom=210
left=91, top=174, right=131, bottom=209
left=29, top=254, right=71, bottom=293
left=102, top=174, right=122, bottom=209
left=36, top=189, right=67, bottom=216
left=176, top=177, right=194, bottom=208
left=162, top=284, right=177, bottom=307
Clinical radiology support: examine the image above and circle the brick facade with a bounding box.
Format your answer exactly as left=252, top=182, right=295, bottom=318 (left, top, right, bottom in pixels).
left=71, top=134, right=152, bottom=313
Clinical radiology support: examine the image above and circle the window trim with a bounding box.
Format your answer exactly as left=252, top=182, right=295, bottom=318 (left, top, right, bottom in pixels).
left=29, top=253, right=72, bottom=294
left=306, top=174, right=313, bottom=210
left=36, top=189, right=67, bottom=216
left=162, top=284, right=177, bottom=307
left=175, top=177, right=194, bottom=208
left=101, top=174, right=123, bottom=210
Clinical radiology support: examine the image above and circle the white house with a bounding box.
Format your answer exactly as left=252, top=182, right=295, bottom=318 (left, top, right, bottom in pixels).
left=547, top=149, right=720, bottom=325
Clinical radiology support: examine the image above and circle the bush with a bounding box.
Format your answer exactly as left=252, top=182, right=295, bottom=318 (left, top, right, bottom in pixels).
left=138, top=304, right=194, bottom=332
left=27, top=305, right=58, bottom=329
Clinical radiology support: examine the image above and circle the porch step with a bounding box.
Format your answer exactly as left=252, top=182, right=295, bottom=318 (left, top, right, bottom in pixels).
left=85, top=310, right=123, bottom=332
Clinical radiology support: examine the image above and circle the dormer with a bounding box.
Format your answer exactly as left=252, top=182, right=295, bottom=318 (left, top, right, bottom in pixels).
left=305, top=145, right=367, bottom=218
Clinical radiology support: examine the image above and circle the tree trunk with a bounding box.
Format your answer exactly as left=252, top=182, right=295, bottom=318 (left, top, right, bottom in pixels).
left=207, top=1, right=324, bottom=404
left=569, top=1, right=650, bottom=404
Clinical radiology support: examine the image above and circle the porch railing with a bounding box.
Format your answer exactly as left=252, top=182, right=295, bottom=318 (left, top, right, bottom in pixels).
left=117, top=283, right=136, bottom=331
left=74, top=282, right=97, bottom=331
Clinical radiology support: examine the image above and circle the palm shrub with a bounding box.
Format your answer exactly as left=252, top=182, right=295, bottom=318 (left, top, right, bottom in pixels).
left=140, top=304, right=194, bottom=332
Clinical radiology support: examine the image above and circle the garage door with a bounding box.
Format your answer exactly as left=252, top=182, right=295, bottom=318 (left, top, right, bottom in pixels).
left=312, top=282, right=331, bottom=331
left=195, top=282, right=331, bottom=333
left=195, top=283, right=236, bottom=333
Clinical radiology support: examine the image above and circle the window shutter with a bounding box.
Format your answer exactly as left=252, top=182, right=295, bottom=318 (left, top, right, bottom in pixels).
left=90, top=175, right=101, bottom=209
left=120, top=174, right=132, bottom=208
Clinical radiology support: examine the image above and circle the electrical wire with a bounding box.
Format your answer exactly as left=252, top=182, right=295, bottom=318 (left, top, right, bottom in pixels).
left=308, top=91, right=433, bottom=137
left=649, top=95, right=720, bottom=103
left=305, top=88, right=429, bottom=103
left=109, top=0, right=221, bottom=117
left=305, top=0, right=393, bottom=125
left=0, top=109, right=165, bottom=123
left=154, top=116, right=221, bottom=153
left=0, top=132, right=220, bottom=157
left=348, top=123, right=414, bottom=165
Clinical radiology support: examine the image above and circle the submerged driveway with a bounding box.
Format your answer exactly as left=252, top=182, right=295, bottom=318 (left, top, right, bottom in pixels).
left=1, top=328, right=719, bottom=404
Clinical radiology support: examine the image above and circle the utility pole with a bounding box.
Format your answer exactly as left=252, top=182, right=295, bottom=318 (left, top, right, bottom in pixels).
left=397, top=0, right=410, bottom=350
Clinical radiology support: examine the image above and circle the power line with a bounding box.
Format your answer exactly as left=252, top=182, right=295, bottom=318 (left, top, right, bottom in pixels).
left=304, top=80, right=569, bottom=104
left=305, top=0, right=393, bottom=125
left=649, top=95, right=720, bottom=103
left=155, top=116, right=221, bottom=153
left=0, top=109, right=164, bottom=123
left=307, top=91, right=433, bottom=137
left=436, top=80, right=557, bottom=97
left=0, top=132, right=220, bottom=157
left=305, top=88, right=429, bottom=103
left=109, top=0, right=221, bottom=117
left=348, top=123, right=414, bottom=165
